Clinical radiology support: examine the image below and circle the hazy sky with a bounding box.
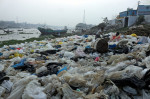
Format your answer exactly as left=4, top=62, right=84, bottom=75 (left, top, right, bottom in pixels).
left=0, top=0, right=150, bottom=27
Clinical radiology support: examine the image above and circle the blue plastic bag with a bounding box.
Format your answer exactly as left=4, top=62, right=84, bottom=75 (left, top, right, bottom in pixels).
left=137, top=42, right=142, bottom=44
left=85, top=45, right=91, bottom=49
left=11, top=58, right=26, bottom=68
left=109, top=44, right=117, bottom=49
left=10, top=47, right=15, bottom=50
left=57, top=66, right=67, bottom=75
left=83, top=35, right=88, bottom=38
left=0, top=52, right=3, bottom=56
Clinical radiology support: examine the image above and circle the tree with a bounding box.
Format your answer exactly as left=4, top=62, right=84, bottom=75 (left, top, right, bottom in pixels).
left=136, top=15, right=145, bottom=25
left=103, top=17, right=109, bottom=24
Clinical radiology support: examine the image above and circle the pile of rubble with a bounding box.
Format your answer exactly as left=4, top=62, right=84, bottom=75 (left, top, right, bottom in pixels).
left=0, top=34, right=150, bottom=99
left=125, top=26, right=150, bottom=36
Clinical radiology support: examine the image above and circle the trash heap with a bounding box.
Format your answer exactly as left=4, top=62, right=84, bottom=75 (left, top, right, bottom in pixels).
left=0, top=34, right=150, bottom=99
left=125, top=27, right=150, bottom=36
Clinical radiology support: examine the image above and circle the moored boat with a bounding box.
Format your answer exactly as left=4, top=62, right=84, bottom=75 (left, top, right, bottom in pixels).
left=38, top=27, right=67, bottom=36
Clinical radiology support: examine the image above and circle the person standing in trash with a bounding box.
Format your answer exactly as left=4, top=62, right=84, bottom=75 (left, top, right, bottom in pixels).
left=95, top=30, right=103, bottom=40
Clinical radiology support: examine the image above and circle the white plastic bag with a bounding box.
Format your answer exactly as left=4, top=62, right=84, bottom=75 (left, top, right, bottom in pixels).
left=64, top=52, right=75, bottom=58
left=22, top=80, right=47, bottom=99
left=75, top=47, right=86, bottom=57
left=0, top=86, right=5, bottom=97
left=1, top=80, right=13, bottom=92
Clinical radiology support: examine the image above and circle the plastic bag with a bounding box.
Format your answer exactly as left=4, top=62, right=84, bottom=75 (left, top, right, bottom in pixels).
left=22, top=80, right=47, bottom=99
left=62, top=83, right=84, bottom=98
left=0, top=52, right=3, bottom=56
left=57, top=66, right=67, bottom=75
left=7, top=85, right=25, bottom=99
left=0, top=64, right=4, bottom=72
left=36, top=66, right=47, bottom=74
left=8, top=76, right=37, bottom=99
left=40, top=50, right=59, bottom=55
left=144, top=56, right=150, bottom=68
left=142, top=90, right=150, bottom=99
left=0, top=72, right=9, bottom=84
left=64, top=52, right=75, bottom=59
left=75, top=47, right=86, bottom=57
left=46, top=43, right=54, bottom=50
left=11, top=58, right=26, bottom=69
left=123, top=86, right=137, bottom=95
left=112, top=76, right=145, bottom=89
left=0, top=86, right=5, bottom=97
left=1, top=80, right=13, bottom=92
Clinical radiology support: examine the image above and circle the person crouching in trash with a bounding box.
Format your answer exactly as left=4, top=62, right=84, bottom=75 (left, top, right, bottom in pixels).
left=110, top=32, right=121, bottom=42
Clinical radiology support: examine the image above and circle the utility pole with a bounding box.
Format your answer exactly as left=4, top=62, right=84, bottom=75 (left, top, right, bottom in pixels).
left=16, top=16, right=19, bottom=28
left=137, top=1, right=140, bottom=16
left=83, top=10, right=85, bottom=24
left=138, top=1, right=140, bottom=6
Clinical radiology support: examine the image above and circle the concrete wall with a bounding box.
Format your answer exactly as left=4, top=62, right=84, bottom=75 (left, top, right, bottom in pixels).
left=144, top=15, right=150, bottom=23
left=128, top=16, right=138, bottom=26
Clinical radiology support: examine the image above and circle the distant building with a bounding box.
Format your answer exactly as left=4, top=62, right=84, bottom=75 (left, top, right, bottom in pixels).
left=119, top=8, right=137, bottom=18
left=137, top=5, right=150, bottom=15
left=64, top=26, right=68, bottom=30
left=75, top=23, right=87, bottom=31
left=108, top=5, right=150, bottom=27
left=114, top=8, right=138, bottom=27
left=75, top=23, right=94, bottom=33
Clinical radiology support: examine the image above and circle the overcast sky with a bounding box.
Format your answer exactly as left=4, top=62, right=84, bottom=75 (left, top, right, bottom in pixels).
left=0, top=0, right=150, bottom=27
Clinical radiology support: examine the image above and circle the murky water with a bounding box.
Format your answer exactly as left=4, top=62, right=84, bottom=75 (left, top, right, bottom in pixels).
left=0, top=28, right=41, bottom=41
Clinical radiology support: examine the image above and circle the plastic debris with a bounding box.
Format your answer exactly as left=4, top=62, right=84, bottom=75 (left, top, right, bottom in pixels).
left=0, top=34, right=150, bottom=98
left=112, top=76, right=146, bottom=89
left=0, top=53, right=3, bottom=56
left=64, top=52, right=75, bottom=58
left=95, top=57, right=100, bottom=61
left=11, top=58, right=26, bottom=69
left=123, top=86, right=137, bottom=95
left=57, top=66, right=67, bottom=75
left=0, top=72, right=9, bottom=84
left=1, top=80, right=13, bottom=92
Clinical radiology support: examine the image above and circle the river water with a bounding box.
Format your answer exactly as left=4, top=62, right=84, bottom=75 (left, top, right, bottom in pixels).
left=0, top=28, right=41, bottom=41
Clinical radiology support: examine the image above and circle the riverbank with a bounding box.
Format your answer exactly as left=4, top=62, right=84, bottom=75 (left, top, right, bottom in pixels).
left=0, top=33, right=74, bottom=48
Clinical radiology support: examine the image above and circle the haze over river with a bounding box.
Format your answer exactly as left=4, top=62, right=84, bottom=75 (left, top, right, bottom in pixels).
left=0, top=29, right=41, bottom=41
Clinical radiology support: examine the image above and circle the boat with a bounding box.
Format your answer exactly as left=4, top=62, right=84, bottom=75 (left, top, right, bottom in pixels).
left=38, top=27, right=67, bottom=36
left=3, top=29, right=13, bottom=34
left=18, top=28, right=23, bottom=31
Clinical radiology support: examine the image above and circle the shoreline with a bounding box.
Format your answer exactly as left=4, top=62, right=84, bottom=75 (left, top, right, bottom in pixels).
left=0, top=33, right=74, bottom=48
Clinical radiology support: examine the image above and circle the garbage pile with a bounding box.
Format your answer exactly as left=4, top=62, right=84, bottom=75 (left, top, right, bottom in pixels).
left=125, top=27, right=150, bottom=36
left=0, top=34, right=150, bottom=99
